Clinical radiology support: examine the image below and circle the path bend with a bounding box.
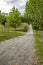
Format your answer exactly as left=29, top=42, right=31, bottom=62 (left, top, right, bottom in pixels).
left=0, top=25, right=36, bottom=65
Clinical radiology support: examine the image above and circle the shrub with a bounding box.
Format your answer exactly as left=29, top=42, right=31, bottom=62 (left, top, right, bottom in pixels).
left=23, top=25, right=28, bottom=32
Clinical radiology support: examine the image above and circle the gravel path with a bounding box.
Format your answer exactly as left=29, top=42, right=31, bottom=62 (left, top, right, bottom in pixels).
left=0, top=25, right=36, bottom=65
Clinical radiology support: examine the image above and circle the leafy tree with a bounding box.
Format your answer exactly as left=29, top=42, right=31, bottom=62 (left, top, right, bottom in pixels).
left=0, top=11, right=3, bottom=24
left=0, top=11, right=7, bottom=27
left=2, top=15, right=7, bottom=27
left=25, top=0, right=43, bottom=30
left=21, top=15, right=26, bottom=23
left=6, top=7, right=22, bottom=30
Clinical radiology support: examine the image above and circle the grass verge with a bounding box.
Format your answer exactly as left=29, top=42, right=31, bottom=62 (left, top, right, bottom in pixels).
left=0, top=31, right=25, bottom=42
left=34, top=30, right=43, bottom=65
left=0, top=23, right=29, bottom=42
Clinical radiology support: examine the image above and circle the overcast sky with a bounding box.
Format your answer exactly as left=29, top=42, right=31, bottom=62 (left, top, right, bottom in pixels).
left=0, top=0, right=28, bottom=14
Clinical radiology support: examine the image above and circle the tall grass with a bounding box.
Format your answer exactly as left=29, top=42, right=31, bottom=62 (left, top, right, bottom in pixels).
left=34, top=30, right=43, bottom=65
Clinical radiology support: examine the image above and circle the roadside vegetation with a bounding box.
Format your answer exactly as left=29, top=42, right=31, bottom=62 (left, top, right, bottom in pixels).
left=0, top=31, right=25, bottom=42
left=25, top=0, right=43, bottom=65
left=0, top=23, right=29, bottom=42
left=0, top=23, right=29, bottom=32
left=34, top=30, right=43, bottom=65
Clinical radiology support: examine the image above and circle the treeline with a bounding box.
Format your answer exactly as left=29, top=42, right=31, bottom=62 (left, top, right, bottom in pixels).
left=0, top=7, right=22, bottom=30
left=0, top=0, right=43, bottom=31
left=25, top=0, right=43, bottom=30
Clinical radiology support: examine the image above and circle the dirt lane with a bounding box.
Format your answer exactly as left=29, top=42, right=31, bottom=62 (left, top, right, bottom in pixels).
left=0, top=25, right=36, bottom=65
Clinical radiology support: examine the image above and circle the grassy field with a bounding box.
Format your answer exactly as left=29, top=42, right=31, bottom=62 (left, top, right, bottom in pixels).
left=34, top=30, right=43, bottom=65
left=0, top=23, right=29, bottom=42
left=0, top=31, right=25, bottom=42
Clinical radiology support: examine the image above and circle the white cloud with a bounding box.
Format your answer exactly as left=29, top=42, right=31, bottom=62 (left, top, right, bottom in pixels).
left=0, top=0, right=28, bottom=14
left=0, top=0, right=13, bottom=13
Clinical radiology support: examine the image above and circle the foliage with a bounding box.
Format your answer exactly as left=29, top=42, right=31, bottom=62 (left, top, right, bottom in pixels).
left=0, top=11, right=7, bottom=27
left=23, top=25, right=28, bottom=32
left=0, top=31, right=24, bottom=42
left=0, top=11, right=3, bottom=24
left=6, top=7, right=22, bottom=30
left=21, top=15, right=26, bottom=23
left=25, top=0, right=43, bottom=30
left=34, top=30, right=43, bottom=65
left=16, top=23, right=29, bottom=32
left=2, top=15, right=7, bottom=26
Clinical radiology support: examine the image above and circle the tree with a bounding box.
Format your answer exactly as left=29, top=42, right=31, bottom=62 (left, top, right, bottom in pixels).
left=6, top=7, right=22, bottom=30
left=21, top=15, right=26, bottom=23
left=25, top=0, right=43, bottom=30
left=2, top=15, right=7, bottom=27
left=0, top=11, right=7, bottom=26
left=0, top=11, right=3, bottom=24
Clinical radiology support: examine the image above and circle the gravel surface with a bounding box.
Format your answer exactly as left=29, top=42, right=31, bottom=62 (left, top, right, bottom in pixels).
left=0, top=25, right=36, bottom=65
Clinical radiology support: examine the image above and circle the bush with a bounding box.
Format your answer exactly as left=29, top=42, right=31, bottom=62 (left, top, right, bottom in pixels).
left=23, top=25, right=28, bottom=32
left=32, top=23, right=39, bottom=30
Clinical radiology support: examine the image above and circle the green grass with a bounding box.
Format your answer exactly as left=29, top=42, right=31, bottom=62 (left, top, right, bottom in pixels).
left=34, top=30, right=43, bottom=65
left=0, top=23, right=29, bottom=42
left=0, top=31, right=25, bottom=42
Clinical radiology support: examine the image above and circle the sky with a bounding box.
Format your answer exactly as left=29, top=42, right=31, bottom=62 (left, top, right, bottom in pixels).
left=0, top=0, right=28, bottom=14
